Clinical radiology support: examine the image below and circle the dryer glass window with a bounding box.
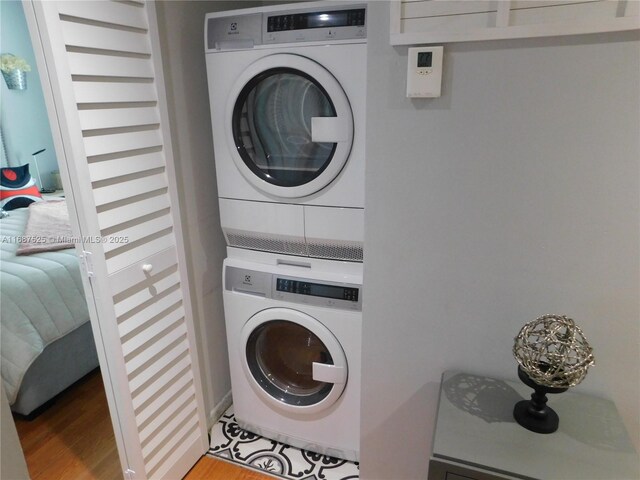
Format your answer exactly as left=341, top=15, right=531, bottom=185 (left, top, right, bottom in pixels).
left=233, top=68, right=338, bottom=187
left=246, top=320, right=334, bottom=406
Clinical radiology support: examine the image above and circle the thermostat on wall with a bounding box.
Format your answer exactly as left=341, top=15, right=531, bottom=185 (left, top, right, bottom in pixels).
left=406, top=46, right=443, bottom=98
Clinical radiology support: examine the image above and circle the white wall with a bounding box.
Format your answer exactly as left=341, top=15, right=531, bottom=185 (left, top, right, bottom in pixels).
left=360, top=3, right=640, bottom=479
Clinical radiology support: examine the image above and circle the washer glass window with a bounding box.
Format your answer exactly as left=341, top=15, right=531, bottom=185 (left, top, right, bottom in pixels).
left=246, top=320, right=334, bottom=406
left=232, top=68, right=337, bottom=187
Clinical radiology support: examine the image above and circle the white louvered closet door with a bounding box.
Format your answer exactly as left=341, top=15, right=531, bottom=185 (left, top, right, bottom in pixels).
left=24, top=1, right=209, bottom=479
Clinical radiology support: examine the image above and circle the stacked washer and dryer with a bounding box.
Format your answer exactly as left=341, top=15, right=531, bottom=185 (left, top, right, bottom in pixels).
left=205, top=2, right=367, bottom=461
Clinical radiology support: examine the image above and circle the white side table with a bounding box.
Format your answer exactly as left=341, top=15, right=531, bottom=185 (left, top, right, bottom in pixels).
left=429, top=371, right=639, bottom=480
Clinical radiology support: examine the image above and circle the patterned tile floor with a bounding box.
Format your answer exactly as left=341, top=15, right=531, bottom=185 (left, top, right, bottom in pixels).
left=208, top=407, right=359, bottom=480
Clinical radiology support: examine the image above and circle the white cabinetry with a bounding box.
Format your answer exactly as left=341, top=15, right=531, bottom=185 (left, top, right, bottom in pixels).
left=391, top=0, right=640, bottom=45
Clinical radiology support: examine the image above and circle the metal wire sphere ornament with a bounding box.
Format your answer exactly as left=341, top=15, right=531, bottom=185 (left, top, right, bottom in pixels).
left=513, top=314, right=595, bottom=389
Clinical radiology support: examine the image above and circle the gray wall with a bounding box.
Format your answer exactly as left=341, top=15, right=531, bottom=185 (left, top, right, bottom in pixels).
left=155, top=0, right=253, bottom=425
left=155, top=0, right=266, bottom=424
left=1, top=384, right=29, bottom=479
left=360, top=2, right=639, bottom=479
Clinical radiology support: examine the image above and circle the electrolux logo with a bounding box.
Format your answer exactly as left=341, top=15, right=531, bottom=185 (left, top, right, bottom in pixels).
left=228, top=22, right=239, bottom=35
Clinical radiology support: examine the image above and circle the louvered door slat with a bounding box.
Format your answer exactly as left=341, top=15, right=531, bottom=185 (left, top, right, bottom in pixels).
left=402, top=1, right=497, bottom=18
left=139, top=386, right=196, bottom=446
left=84, top=130, right=162, bottom=157
left=135, top=373, right=194, bottom=427
left=57, top=1, right=148, bottom=30
left=89, top=151, right=165, bottom=182
left=60, top=21, right=151, bottom=55
left=510, top=1, right=599, bottom=9
left=131, top=355, right=192, bottom=410
left=114, top=271, right=180, bottom=319
left=27, top=2, right=208, bottom=478
left=127, top=328, right=187, bottom=384
left=118, top=288, right=183, bottom=338
left=141, top=402, right=197, bottom=459
left=146, top=428, right=202, bottom=480
left=124, top=304, right=184, bottom=356
left=80, top=107, right=160, bottom=131
left=144, top=417, right=199, bottom=474
left=130, top=347, right=190, bottom=410
left=393, top=0, right=639, bottom=44
left=93, top=172, right=167, bottom=206
left=106, top=234, right=176, bottom=274
left=104, top=214, right=173, bottom=254
left=98, top=194, right=171, bottom=231
left=74, top=82, right=158, bottom=104
left=68, top=52, right=154, bottom=78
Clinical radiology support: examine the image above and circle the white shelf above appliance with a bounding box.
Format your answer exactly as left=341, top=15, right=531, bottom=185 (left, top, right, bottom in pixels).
left=390, top=0, right=640, bottom=45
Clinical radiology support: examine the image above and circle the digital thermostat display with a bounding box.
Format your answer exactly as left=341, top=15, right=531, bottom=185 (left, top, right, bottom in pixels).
left=417, top=52, right=432, bottom=68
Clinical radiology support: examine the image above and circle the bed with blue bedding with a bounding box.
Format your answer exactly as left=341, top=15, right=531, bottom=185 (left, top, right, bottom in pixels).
left=0, top=202, right=98, bottom=415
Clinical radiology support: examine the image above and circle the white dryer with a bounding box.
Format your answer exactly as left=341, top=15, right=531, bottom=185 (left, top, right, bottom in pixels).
left=205, top=2, right=367, bottom=262
left=223, top=248, right=362, bottom=461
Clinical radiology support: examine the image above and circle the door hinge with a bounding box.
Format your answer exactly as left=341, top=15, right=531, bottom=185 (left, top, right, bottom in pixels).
left=80, top=250, right=95, bottom=278
left=124, top=468, right=136, bottom=480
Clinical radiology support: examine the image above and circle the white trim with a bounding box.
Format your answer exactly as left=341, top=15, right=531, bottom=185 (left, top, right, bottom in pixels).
left=389, top=0, right=402, bottom=36
left=23, top=0, right=136, bottom=475
left=24, top=1, right=209, bottom=478
left=391, top=16, right=640, bottom=45
left=209, top=390, right=233, bottom=428
left=391, top=1, right=639, bottom=45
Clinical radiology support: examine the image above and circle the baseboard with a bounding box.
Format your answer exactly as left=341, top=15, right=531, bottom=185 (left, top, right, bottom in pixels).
left=208, top=390, right=232, bottom=428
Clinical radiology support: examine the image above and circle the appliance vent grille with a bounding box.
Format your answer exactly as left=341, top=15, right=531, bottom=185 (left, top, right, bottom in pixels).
left=307, top=241, right=364, bottom=262
left=226, top=232, right=308, bottom=257
left=226, top=232, right=363, bottom=262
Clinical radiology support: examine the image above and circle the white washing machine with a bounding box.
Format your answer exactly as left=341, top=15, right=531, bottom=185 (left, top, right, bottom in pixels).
left=205, top=2, right=367, bottom=262
left=223, top=247, right=362, bottom=461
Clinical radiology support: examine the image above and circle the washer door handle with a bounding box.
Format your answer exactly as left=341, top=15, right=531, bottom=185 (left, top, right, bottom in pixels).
left=312, top=362, right=347, bottom=384
left=311, top=117, right=349, bottom=143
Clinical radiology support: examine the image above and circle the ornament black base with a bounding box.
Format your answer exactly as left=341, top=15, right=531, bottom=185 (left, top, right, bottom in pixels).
left=513, top=399, right=560, bottom=434
left=513, top=365, right=567, bottom=434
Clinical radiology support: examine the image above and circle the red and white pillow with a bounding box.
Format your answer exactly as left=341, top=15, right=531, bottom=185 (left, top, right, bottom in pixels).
left=0, top=164, right=42, bottom=211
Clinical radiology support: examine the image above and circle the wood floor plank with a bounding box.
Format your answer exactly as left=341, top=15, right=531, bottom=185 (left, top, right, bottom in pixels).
left=183, top=456, right=274, bottom=480
left=13, top=369, right=120, bottom=480
left=12, top=369, right=273, bottom=480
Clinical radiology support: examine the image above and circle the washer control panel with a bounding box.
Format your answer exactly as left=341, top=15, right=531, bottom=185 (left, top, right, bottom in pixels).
left=225, top=266, right=362, bottom=311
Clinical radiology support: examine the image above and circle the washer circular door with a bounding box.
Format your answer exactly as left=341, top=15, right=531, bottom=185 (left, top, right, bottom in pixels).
left=241, top=307, right=348, bottom=414
left=226, top=54, right=354, bottom=198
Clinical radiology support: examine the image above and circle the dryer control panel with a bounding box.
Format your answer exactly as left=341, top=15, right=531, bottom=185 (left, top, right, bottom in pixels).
left=206, top=3, right=366, bottom=51
left=225, top=266, right=362, bottom=311
left=264, top=6, right=366, bottom=44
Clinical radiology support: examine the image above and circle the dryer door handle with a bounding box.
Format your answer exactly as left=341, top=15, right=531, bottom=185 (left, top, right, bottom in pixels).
left=312, top=362, right=347, bottom=385
left=311, top=117, right=350, bottom=143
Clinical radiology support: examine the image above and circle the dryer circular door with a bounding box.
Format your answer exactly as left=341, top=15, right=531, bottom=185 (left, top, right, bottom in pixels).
left=226, top=53, right=354, bottom=199
left=241, top=307, right=348, bottom=414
